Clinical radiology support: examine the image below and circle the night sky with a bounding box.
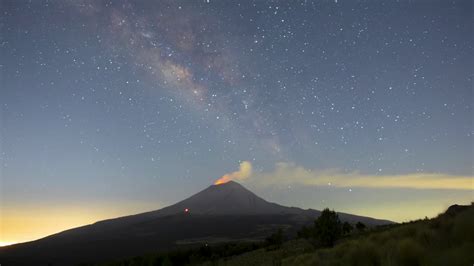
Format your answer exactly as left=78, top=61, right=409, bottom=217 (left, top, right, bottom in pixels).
left=1, top=0, right=472, bottom=245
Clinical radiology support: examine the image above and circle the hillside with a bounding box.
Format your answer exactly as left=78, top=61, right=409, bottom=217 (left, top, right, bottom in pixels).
left=96, top=203, right=474, bottom=266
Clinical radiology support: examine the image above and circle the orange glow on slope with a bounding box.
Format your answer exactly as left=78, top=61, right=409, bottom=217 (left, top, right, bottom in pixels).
left=214, top=161, right=252, bottom=185
left=214, top=175, right=231, bottom=185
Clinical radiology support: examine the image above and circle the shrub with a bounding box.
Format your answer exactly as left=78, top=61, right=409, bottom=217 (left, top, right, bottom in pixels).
left=346, top=240, right=380, bottom=266
left=342, top=222, right=353, bottom=235
left=415, top=228, right=436, bottom=246
left=297, top=225, right=313, bottom=239
left=266, top=228, right=285, bottom=247
left=452, top=209, right=474, bottom=244
left=396, top=238, right=424, bottom=266
left=355, top=222, right=366, bottom=232
left=314, top=208, right=342, bottom=247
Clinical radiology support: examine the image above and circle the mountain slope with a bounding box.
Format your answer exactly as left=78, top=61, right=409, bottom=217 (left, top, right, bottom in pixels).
left=153, top=181, right=305, bottom=215
left=0, top=181, right=392, bottom=265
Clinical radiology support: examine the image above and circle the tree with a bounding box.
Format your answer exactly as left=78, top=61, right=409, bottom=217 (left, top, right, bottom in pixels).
left=297, top=225, right=313, bottom=239
left=342, top=221, right=353, bottom=235
left=356, top=221, right=366, bottom=232
left=314, top=208, right=342, bottom=247
left=266, top=228, right=284, bottom=247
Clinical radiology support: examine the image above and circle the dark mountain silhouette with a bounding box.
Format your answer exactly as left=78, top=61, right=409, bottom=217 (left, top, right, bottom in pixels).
left=0, top=181, right=392, bottom=265
left=156, top=181, right=304, bottom=215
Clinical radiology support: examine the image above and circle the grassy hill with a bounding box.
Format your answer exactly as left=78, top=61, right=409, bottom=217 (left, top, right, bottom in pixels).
left=92, top=203, right=474, bottom=266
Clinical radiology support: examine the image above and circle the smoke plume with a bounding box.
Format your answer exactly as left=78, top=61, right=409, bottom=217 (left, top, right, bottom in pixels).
left=214, top=161, right=252, bottom=185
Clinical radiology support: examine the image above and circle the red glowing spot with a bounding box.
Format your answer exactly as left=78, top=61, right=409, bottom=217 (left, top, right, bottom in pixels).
left=184, top=208, right=189, bottom=213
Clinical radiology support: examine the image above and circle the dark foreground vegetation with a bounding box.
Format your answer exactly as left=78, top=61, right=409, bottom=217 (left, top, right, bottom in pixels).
left=89, top=203, right=474, bottom=266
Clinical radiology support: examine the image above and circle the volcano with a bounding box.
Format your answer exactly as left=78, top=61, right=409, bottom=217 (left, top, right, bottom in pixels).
left=154, top=181, right=305, bottom=215
left=0, top=181, right=392, bottom=265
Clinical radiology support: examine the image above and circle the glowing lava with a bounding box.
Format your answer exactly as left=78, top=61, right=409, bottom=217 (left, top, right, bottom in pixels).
left=214, top=178, right=230, bottom=185
left=213, top=161, right=252, bottom=185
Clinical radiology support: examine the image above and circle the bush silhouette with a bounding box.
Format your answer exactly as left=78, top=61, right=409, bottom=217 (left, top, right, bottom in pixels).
left=297, top=225, right=313, bottom=239
left=396, top=238, right=424, bottom=266
left=266, top=228, right=284, bottom=247
left=342, top=221, right=353, bottom=235
left=356, top=221, right=366, bottom=232
left=346, top=240, right=380, bottom=266
left=314, top=208, right=342, bottom=247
